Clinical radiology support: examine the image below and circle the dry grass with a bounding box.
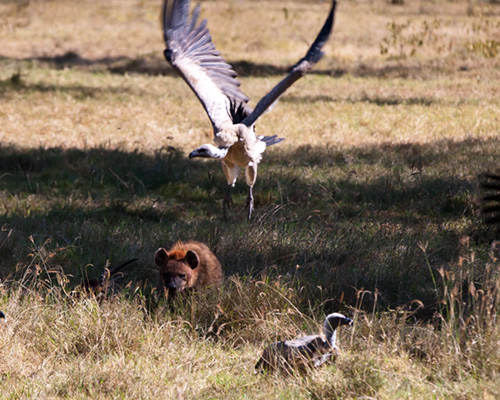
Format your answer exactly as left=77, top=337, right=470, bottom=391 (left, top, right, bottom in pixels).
left=1, top=0, right=500, bottom=398
left=1, top=255, right=499, bottom=399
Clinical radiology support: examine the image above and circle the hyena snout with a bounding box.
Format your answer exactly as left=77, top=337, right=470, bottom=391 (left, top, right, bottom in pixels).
left=161, top=272, right=188, bottom=292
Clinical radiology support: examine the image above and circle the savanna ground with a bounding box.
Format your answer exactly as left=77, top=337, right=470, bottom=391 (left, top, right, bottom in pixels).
left=1, top=0, right=500, bottom=398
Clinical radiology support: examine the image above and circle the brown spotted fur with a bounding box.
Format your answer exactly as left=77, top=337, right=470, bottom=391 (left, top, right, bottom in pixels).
left=155, top=241, right=223, bottom=297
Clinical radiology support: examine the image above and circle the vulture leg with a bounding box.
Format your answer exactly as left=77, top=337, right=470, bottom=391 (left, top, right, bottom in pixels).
left=222, top=161, right=239, bottom=219
left=223, top=185, right=234, bottom=219
left=245, top=186, right=254, bottom=220
left=245, top=162, right=257, bottom=220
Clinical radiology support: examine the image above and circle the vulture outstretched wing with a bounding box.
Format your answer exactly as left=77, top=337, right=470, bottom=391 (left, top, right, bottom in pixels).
left=242, top=0, right=337, bottom=127
left=162, top=0, right=250, bottom=133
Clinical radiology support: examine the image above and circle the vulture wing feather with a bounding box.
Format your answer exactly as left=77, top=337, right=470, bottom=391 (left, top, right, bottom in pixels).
left=242, top=0, right=337, bottom=127
left=163, top=0, right=249, bottom=133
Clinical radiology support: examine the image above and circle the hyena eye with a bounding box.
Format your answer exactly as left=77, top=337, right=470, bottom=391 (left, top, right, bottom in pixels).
left=178, top=273, right=186, bottom=279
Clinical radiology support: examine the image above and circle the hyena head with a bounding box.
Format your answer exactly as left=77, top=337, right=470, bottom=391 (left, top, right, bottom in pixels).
left=155, top=248, right=200, bottom=296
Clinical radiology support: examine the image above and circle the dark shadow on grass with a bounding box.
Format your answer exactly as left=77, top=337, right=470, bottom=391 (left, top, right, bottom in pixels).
left=1, top=136, right=498, bottom=224
left=0, top=144, right=209, bottom=195
left=1, top=69, right=437, bottom=106
left=0, top=70, right=139, bottom=98
left=1, top=136, right=499, bottom=308
left=1, top=52, right=334, bottom=78
left=356, top=94, right=436, bottom=106
left=262, top=137, right=500, bottom=225
left=2, top=51, right=493, bottom=81
left=281, top=93, right=437, bottom=106
left=2, top=51, right=483, bottom=87
left=0, top=52, right=339, bottom=78
left=270, top=137, right=500, bottom=169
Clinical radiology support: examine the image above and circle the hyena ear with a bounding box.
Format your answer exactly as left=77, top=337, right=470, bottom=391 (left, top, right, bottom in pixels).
left=155, top=248, right=169, bottom=266
left=185, top=250, right=200, bottom=270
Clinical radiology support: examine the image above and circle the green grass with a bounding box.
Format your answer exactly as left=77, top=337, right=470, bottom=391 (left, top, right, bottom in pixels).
left=1, top=0, right=500, bottom=398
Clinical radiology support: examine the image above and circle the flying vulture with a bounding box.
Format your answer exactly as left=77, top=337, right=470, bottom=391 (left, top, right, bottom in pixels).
left=255, top=312, right=353, bottom=373
left=162, top=0, right=337, bottom=219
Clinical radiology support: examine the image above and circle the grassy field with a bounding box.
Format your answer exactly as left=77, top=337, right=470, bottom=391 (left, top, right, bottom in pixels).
left=1, top=0, right=500, bottom=398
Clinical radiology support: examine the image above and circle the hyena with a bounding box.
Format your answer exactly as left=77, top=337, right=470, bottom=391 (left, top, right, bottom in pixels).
left=155, top=241, right=223, bottom=297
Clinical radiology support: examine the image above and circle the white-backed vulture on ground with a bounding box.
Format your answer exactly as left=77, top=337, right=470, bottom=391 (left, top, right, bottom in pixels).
left=255, top=312, right=353, bottom=373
